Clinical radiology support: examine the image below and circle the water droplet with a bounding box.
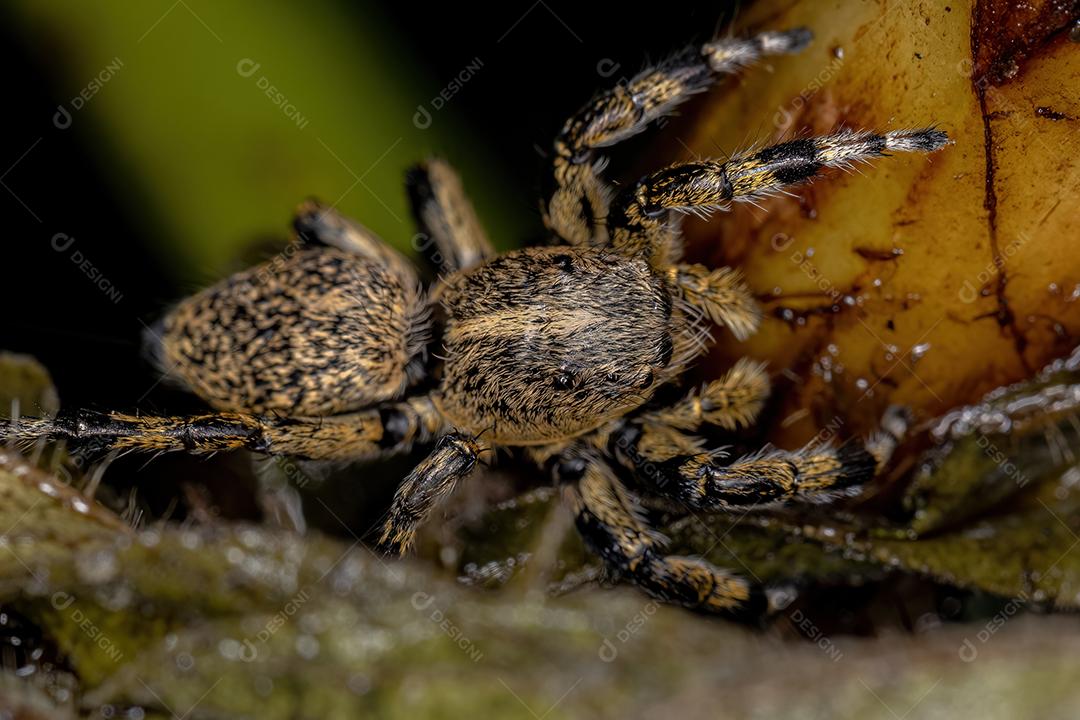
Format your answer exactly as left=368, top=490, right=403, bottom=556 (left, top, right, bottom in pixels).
left=254, top=675, right=274, bottom=697
left=348, top=673, right=372, bottom=695
left=296, top=634, right=320, bottom=659
left=76, top=549, right=119, bottom=584
left=439, top=546, right=458, bottom=567
left=37, top=482, right=60, bottom=498
left=176, top=652, right=195, bottom=671
left=139, top=529, right=162, bottom=547
left=240, top=529, right=261, bottom=549
left=218, top=638, right=243, bottom=660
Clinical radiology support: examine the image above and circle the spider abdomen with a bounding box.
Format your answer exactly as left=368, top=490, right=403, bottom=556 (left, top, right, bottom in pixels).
left=155, top=246, right=427, bottom=416
left=434, top=246, right=684, bottom=444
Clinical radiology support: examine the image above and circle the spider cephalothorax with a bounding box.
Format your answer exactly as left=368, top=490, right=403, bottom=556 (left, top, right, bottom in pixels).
left=435, top=246, right=696, bottom=444
left=5, top=25, right=947, bottom=617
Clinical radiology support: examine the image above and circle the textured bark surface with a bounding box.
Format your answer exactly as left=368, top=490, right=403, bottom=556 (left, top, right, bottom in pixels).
left=2, top=449, right=1080, bottom=720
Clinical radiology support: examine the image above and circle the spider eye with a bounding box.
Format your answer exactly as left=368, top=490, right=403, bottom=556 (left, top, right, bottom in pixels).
left=551, top=253, right=575, bottom=273
left=637, top=369, right=654, bottom=390
left=605, top=372, right=619, bottom=384
left=553, top=370, right=575, bottom=390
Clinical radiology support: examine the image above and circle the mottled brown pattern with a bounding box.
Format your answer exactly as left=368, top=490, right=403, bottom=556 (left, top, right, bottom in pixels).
left=3, top=22, right=945, bottom=618
left=158, top=244, right=427, bottom=416
left=435, top=246, right=695, bottom=444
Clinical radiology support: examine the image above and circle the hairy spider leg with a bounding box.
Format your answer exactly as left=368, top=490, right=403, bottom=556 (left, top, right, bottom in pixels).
left=545, top=28, right=813, bottom=246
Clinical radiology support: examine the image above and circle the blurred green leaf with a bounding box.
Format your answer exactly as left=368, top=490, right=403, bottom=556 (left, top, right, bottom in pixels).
left=9, top=0, right=523, bottom=281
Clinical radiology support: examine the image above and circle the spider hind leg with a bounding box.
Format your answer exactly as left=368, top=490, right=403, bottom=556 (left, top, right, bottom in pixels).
left=557, top=450, right=767, bottom=620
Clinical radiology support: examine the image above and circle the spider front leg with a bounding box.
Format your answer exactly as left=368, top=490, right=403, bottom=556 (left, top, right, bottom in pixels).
left=554, top=449, right=766, bottom=618
left=545, top=27, right=813, bottom=246
left=644, top=357, right=771, bottom=432
left=667, top=264, right=762, bottom=340
left=379, top=431, right=485, bottom=554
left=406, top=158, right=494, bottom=275
left=611, top=128, right=949, bottom=263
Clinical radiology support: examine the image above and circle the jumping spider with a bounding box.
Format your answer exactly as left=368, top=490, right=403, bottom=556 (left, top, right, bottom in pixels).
left=6, top=26, right=947, bottom=618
